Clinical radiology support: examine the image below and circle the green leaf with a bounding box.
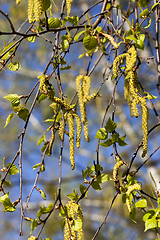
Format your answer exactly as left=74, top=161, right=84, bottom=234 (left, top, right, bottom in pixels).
left=95, top=128, right=108, bottom=140
left=82, top=168, right=90, bottom=179
left=62, top=38, right=69, bottom=51
left=32, top=163, right=41, bottom=170
left=91, top=181, right=102, bottom=190
left=67, top=16, right=79, bottom=25
left=117, top=137, right=128, bottom=146
left=143, top=210, right=156, bottom=221
left=3, top=180, right=11, bottom=187
left=135, top=198, right=147, bottom=208
left=145, top=92, right=157, bottom=99
left=90, top=164, right=103, bottom=173
left=111, top=133, right=119, bottom=143
left=59, top=205, right=68, bottom=218
left=129, top=206, right=137, bottom=223
left=37, top=203, right=53, bottom=218
left=41, top=145, right=50, bottom=156
left=135, top=39, right=145, bottom=50
left=40, top=165, right=45, bottom=172
left=4, top=94, right=20, bottom=107
left=59, top=65, right=71, bottom=70
left=38, top=93, right=47, bottom=102
left=83, top=36, right=98, bottom=51
left=30, top=219, right=38, bottom=234
left=125, top=35, right=138, bottom=42
left=100, top=138, right=113, bottom=147
left=27, top=36, right=37, bottom=42
left=79, top=184, right=88, bottom=198
left=0, top=192, right=10, bottom=202
left=1, top=42, right=16, bottom=59
left=28, top=236, right=37, bottom=240
left=37, top=136, right=44, bottom=146
left=144, top=218, right=157, bottom=232
left=67, top=192, right=79, bottom=201
left=7, top=163, right=19, bottom=175
left=8, top=62, right=20, bottom=71
left=72, top=219, right=82, bottom=231
left=43, top=0, right=51, bottom=11
left=105, top=117, right=117, bottom=132
left=74, top=30, right=85, bottom=42
left=40, top=190, right=46, bottom=200
left=48, top=17, right=61, bottom=28
left=97, top=173, right=111, bottom=183
left=4, top=113, right=15, bottom=128
left=3, top=198, right=16, bottom=212
left=18, top=108, right=29, bottom=121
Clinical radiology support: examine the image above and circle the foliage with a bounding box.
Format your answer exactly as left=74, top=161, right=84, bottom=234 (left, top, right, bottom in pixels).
left=0, top=0, right=160, bottom=240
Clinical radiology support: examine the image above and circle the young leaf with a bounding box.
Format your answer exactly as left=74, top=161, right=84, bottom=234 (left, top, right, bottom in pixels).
left=67, top=16, right=79, bottom=25
left=28, top=236, right=37, bottom=240
left=0, top=192, right=10, bottom=202
left=97, top=173, right=112, bottom=183
left=67, top=192, right=79, bottom=201
left=38, top=93, right=47, bottom=102
left=95, top=128, right=108, bottom=140
left=83, top=36, right=98, bottom=51
left=43, top=0, right=51, bottom=11
left=40, top=190, right=46, bottom=200
left=135, top=198, right=147, bottom=208
left=100, top=139, right=112, bottom=147
left=18, top=108, right=29, bottom=121
left=48, top=17, right=61, bottom=28
left=3, top=198, right=16, bottom=212
left=7, top=163, right=19, bottom=175
left=91, top=181, right=102, bottom=190
left=32, top=163, right=41, bottom=170
left=30, top=219, right=38, bottom=234
left=8, top=62, right=21, bottom=71
left=144, top=218, right=157, bottom=232
left=72, top=219, right=82, bottom=231
left=4, top=113, right=15, bottom=128
left=105, top=117, right=117, bottom=132
left=129, top=206, right=137, bottom=223
left=79, top=184, right=88, bottom=198
left=4, top=94, right=20, bottom=107
left=3, top=180, right=11, bottom=187
left=27, top=36, right=37, bottom=42
left=74, top=30, right=85, bottom=42
left=37, top=136, right=44, bottom=146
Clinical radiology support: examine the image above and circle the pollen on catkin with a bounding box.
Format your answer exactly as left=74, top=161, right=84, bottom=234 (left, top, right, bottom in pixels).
left=126, top=183, right=141, bottom=213
left=64, top=201, right=76, bottom=240
left=66, top=0, right=73, bottom=16
left=67, top=112, right=75, bottom=170
left=28, top=0, right=34, bottom=23
left=101, top=33, right=119, bottom=49
left=77, top=204, right=83, bottom=240
left=48, top=127, right=54, bottom=155
left=73, top=113, right=82, bottom=148
left=140, top=98, right=149, bottom=158
left=34, top=0, right=43, bottom=22
left=112, top=53, right=129, bottom=78
left=76, top=75, right=86, bottom=123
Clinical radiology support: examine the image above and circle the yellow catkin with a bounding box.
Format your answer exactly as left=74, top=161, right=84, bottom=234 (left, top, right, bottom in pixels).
left=100, top=32, right=119, bottom=49
left=53, top=97, right=71, bottom=110
left=77, top=204, right=83, bottom=240
left=28, top=0, right=34, bottom=23
left=34, top=0, right=43, bottom=22
left=67, top=112, right=75, bottom=170
left=140, top=98, right=149, bottom=158
left=113, top=160, right=124, bottom=182
left=112, top=53, right=129, bottom=78
left=66, top=0, right=73, bottom=16
left=83, top=76, right=91, bottom=100
left=16, top=0, right=22, bottom=4
left=64, top=201, right=76, bottom=240
left=64, top=201, right=83, bottom=240
left=126, top=183, right=141, bottom=213
left=83, top=118, right=90, bottom=142
left=76, top=75, right=86, bottom=123
left=73, top=113, right=82, bottom=149
left=48, top=127, right=54, bottom=155
left=126, top=46, right=137, bottom=72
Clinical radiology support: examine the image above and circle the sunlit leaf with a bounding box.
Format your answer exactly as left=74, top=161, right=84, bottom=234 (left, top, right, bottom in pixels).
left=144, top=218, right=157, bottom=232
left=135, top=198, right=147, bottom=208
left=27, top=36, right=37, bottom=42
left=4, top=94, right=20, bottom=107
left=83, top=36, right=98, bottom=51
left=72, top=219, right=82, bottom=231
left=18, top=108, right=29, bottom=121
left=48, top=17, right=61, bottom=28
left=3, top=198, right=15, bottom=212
left=7, top=163, right=19, bottom=175
left=74, top=30, right=85, bottom=42
left=8, top=62, right=21, bottom=71
left=4, top=113, right=15, bottom=128
left=95, top=128, right=108, bottom=140
left=40, top=190, right=46, bottom=200
left=30, top=219, right=38, bottom=234
left=105, top=117, right=117, bottom=132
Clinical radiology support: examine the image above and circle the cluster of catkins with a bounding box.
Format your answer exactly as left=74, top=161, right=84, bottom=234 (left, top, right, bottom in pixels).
left=113, top=46, right=149, bottom=157
left=64, top=200, right=83, bottom=240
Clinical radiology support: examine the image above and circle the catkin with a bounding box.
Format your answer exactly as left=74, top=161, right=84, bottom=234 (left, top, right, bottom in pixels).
left=140, top=98, right=149, bottom=158
left=73, top=113, right=82, bottom=148
left=66, top=0, right=73, bottom=16
left=28, top=0, right=34, bottom=23
left=48, top=127, right=54, bottom=155
left=112, top=53, right=129, bottom=78
left=126, top=183, right=141, bottom=213
left=34, top=0, right=43, bottom=22
left=67, top=112, right=75, bottom=170
left=64, top=201, right=83, bottom=240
